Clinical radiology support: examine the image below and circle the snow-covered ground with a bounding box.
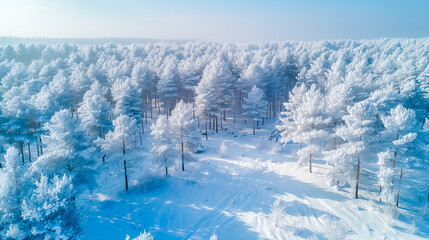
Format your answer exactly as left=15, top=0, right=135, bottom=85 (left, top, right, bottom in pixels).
left=83, top=120, right=428, bottom=240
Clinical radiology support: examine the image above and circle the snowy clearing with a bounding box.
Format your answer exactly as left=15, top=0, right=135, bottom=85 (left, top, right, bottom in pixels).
left=84, top=121, right=427, bottom=240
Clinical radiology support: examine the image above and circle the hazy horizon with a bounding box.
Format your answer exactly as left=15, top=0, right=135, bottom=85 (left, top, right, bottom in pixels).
left=1, top=0, right=429, bottom=43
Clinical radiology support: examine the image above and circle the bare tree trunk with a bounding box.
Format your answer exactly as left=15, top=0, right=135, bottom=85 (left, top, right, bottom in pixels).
left=355, top=152, right=361, bottom=199
left=123, top=140, right=128, bottom=191
left=102, top=154, right=105, bottom=163
left=20, top=141, right=24, bottom=163
left=253, top=120, right=255, bottom=135
left=309, top=153, right=312, bottom=173
left=27, top=142, right=31, bottom=162
left=223, top=109, right=226, bottom=121
left=205, top=115, right=208, bottom=140
left=124, top=159, right=128, bottom=191
left=36, top=136, right=40, bottom=157
left=39, top=137, right=43, bottom=155
left=396, top=169, right=403, bottom=207
left=181, top=141, right=185, bottom=171
left=165, top=158, right=168, bottom=175
left=150, top=94, right=153, bottom=119
left=216, top=116, right=218, bottom=133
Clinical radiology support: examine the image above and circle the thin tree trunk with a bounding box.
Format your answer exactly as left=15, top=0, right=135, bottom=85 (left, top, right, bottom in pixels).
left=216, top=116, right=218, bottom=133
left=355, top=152, right=361, bottom=199
left=181, top=141, right=185, bottom=171
left=36, top=136, right=40, bottom=157
left=165, top=158, right=168, bottom=175
left=123, top=140, right=128, bottom=191
left=253, top=120, right=255, bottom=135
left=20, top=141, right=24, bottom=163
left=309, top=153, right=312, bottom=173
left=205, top=115, right=208, bottom=140
left=39, top=137, right=43, bottom=155
left=27, top=142, right=31, bottom=162
left=124, top=159, right=128, bottom=191
left=396, top=169, right=403, bottom=207
left=102, top=154, right=105, bottom=163
left=223, top=109, right=226, bottom=121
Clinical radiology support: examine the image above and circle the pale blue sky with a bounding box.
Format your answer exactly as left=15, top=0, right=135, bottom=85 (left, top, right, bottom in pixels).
left=0, top=0, right=428, bottom=42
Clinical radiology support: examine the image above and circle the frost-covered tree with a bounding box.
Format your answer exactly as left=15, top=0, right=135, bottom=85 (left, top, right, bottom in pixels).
left=30, top=109, right=95, bottom=189
left=151, top=115, right=178, bottom=175
left=380, top=104, right=418, bottom=206
left=0, top=147, right=28, bottom=240
left=209, top=232, right=218, bottom=240
left=78, top=80, right=111, bottom=139
left=243, top=85, right=267, bottom=135
left=269, top=199, right=286, bottom=228
left=278, top=84, right=331, bottom=173
left=21, top=174, right=82, bottom=240
left=169, top=100, right=202, bottom=171
left=126, top=231, right=154, bottom=240
left=112, top=78, right=142, bottom=122
left=158, top=59, right=180, bottom=113
left=31, top=70, right=76, bottom=121
left=377, top=150, right=395, bottom=204
left=277, top=84, right=307, bottom=147
left=96, top=115, right=139, bottom=191
left=195, top=55, right=235, bottom=134
left=326, top=100, right=376, bottom=198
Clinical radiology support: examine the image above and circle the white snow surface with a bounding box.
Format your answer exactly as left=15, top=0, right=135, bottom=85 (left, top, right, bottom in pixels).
left=83, top=119, right=427, bottom=240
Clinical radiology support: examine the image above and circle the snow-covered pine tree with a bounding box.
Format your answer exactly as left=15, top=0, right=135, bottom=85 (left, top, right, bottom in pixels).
left=96, top=115, right=139, bottom=191
left=278, top=84, right=331, bottom=173
left=243, top=85, right=267, bottom=135
left=21, top=174, right=82, bottom=240
left=112, top=77, right=142, bottom=123
left=377, top=150, right=395, bottom=204
left=0, top=147, right=28, bottom=239
left=277, top=84, right=307, bottom=149
left=158, top=57, right=180, bottom=114
left=329, top=100, right=377, bottom=198
left=195, top=55, right=235, bottom=134
left=380, top=104, right=418, bottom=207
left=269, top=198, right=286, bottom=228
left=126, top=230, right=154, bottom=240
left=29, top=109, right=95, bottom=190
left=151, top=115, right=178, bottom=175
left=78, top=80, right=111, bottom=139
left=169, top=100, right=202, bottom=171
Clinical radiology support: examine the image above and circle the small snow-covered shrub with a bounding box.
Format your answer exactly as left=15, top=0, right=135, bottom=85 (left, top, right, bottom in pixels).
left=419, top=201, right=429, bottom=219
left=209, top=232, right=217, bottom=240
left=270, top=142, right=283, bottom=154
left=269, top=199, right=286, bottom=227
left=319, top=214, right=352, bottom=240
left=383, top=205, right=399, bottom=227
left=126, top=230, right=154, bottom=240
left=408, top=221, right=418, bottom=234
left=219, top=141, right=227, bottom=158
